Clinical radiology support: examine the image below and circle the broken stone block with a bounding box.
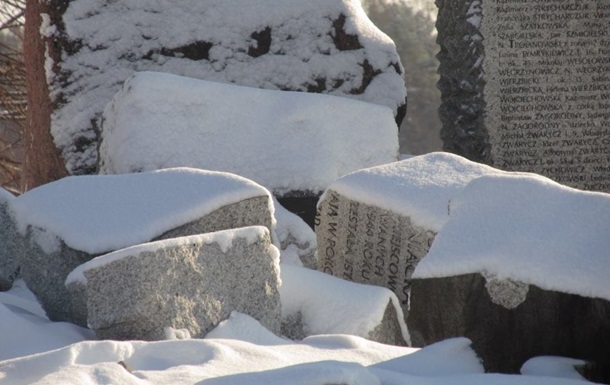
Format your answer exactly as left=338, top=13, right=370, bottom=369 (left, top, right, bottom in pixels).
left=10, top=168, right=274, bottom=322
left=280, top=264, right=409, bottom=346
left=315, top=152, right=503, bottom=318
left=409, top=274, right=610, bottom=374
left=66, top=226, right=281, bottom=341
left=39, top=0, right=406, bottom=175
left=66, top=226, right=281, bottom=340
left=98, top=72, right=399, bottom=198
left=408, top=173, right=610, bottom=373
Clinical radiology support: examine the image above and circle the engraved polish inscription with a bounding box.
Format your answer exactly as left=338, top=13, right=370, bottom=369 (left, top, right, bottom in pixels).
left=483, top=0, right=610, bottom=191
left=316, top=191, right=436, bottom=317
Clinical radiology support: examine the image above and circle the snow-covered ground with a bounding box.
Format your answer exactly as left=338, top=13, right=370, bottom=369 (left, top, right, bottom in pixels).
left=0, top=282, right=590, bottom=384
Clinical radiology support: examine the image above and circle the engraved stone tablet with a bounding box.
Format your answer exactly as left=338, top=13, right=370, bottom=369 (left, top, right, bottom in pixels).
left=316, top=191, right=435, bottom=313
left=315, top=153, right=504, bottom=318
left=437, top=0, right=610, bottom=192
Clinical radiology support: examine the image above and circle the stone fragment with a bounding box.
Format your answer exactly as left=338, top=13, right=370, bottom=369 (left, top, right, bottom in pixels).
left=436, top=0, right=610, bottom=192
left=66, top=226, right=281, bottom=340
left=408, top=172, right=610, bottom=373
left=40, top=0, right=406, bottom=175
left=0, top=188, right=21, bottom=291
left=408, top=273, right=610, bottom=374
left=316, top=192, right=434, bottom=315
left=98, top=72, right=399, bottom=197
left=279, top=264, right=409, bottom=346
left=315, top=153, right=503, bottom=318
left=11, top=168, right=274, bottom=322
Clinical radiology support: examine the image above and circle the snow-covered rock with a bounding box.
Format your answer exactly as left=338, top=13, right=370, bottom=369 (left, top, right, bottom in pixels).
left=315, top=152, right=503, bottom=317
left=99, top=72, right=399, bottom=196
left=0, top=188, right=21, bottom=291
left=409, top=173, right=610, bottom=373
left=43, top=0, right=406, bottom=175
left=66, top=226, right=281, bottom=340
left=279, top=265, right=409, bottom=346
left=10, top=168, right=274, bottom=322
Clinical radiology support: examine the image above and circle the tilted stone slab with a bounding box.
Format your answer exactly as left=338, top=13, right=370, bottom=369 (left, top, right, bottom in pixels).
left=317, top=192, right=434, bottom=314
left=279, top=264, right=409, bottom=346
left=409, top=172, right=610, bottom=373
left=10, top=168, right=273, bottom=322
left=40, top=0, right=406, bottom=175
left=316, top=153, right=504, bottom=318
left=0, top=188, right=21, bottom=291
left=66, top=226, right=281, bottom=340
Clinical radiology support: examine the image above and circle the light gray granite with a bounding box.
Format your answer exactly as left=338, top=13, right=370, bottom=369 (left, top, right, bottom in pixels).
left=67, top=226, right=281, bottom=340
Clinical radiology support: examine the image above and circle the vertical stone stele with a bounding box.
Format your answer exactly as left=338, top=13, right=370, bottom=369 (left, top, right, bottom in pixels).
left=436, top=0, right=610, bottom=192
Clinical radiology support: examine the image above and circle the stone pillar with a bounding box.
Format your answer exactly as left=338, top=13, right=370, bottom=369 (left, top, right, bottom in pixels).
left=437, top=0, right=610, bottom=192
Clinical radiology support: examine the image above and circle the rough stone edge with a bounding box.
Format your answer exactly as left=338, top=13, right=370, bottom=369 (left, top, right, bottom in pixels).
left=436, top=0, right=490, bottom=162
left=74, top=228, right=281, bottom=340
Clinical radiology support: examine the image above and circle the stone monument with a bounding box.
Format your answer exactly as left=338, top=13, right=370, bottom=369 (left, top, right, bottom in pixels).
left=315, top=153, right=503, bottom=319
left=437, top=0, right=610, bottom=192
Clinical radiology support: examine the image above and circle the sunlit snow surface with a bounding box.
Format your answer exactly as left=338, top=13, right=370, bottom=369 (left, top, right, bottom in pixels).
left=324, top=152, right=505, bottom=231
left=10, top=168, right=272, bottom=255
left=0, top=281, right=591, bottom=385
left=99, top=72, right=399, bottom=194
left=413, top=173, right=610, bottom=301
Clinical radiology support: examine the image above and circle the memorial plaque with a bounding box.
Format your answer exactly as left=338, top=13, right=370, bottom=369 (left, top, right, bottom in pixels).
left=437, top=0, right=610, bottom=192
left=315, top=190, right=435, bottom=317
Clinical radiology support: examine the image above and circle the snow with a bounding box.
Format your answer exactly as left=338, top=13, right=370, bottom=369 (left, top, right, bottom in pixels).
left=279, top=264, right=410, bottom=344
left=99, top=71, right=399, bottom=194
left=0, top=274, right=592, bottom=385
left=272, top=197, right=317, bottom=267
left=48, top=0, right=405, bottom=174
left=0, top=188, right=13, bottom=203
left=466, top=1, right=482, bottom=28
left=413, top=173, right=610, bottom=301
left=0, top=281, right=95, bottom=362
left=9, top=167, right=272, bottom=255
left=323, top=152, right=505, bottom=231
left=65, top=226, right=276, bottom=285
left=521, top=357, right=587, bottom=381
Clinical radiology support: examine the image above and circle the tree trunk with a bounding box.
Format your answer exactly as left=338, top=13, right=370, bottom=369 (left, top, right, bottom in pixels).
left=23, top=0, right=67, bottom=191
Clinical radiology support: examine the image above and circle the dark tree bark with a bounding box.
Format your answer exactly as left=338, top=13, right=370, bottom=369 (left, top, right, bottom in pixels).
left=23, top=0, right=67, bottom=190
